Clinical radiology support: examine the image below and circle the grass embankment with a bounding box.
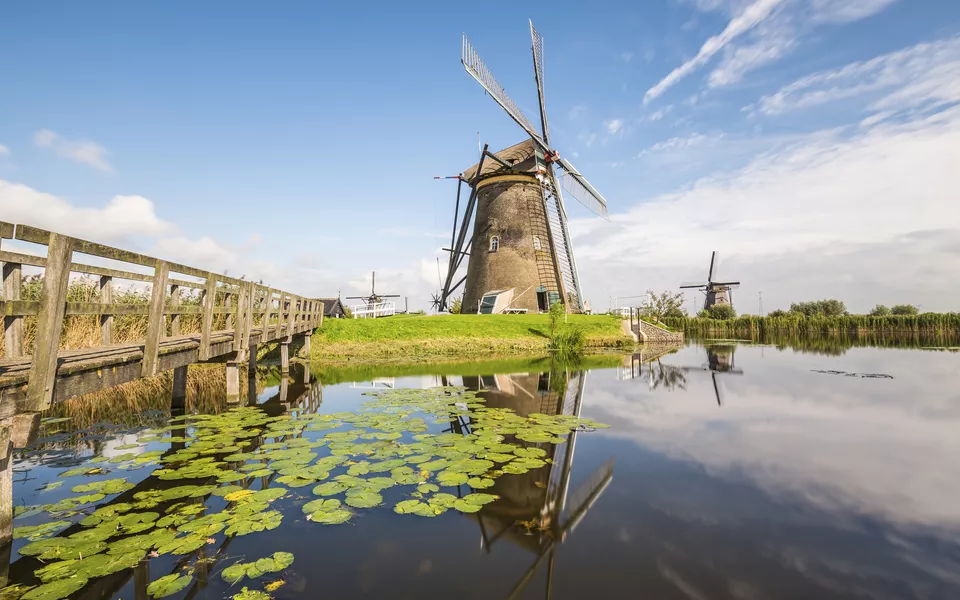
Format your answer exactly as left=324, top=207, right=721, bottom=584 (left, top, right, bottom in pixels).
left=663, top=313, right=960, bottom=337
left=312, top=313, right=632, bottom=359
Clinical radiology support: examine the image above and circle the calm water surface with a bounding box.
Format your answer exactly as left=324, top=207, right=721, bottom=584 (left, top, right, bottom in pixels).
left=4, top=341, right=959, bottom=599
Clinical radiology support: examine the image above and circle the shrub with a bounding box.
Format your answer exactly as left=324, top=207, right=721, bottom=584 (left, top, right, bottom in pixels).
left=767, top=309, right=789, bottom=318
left=449, top=297, right=462, bottom=315
left=706, top=303, right=736, bottom=320
left=868, top=304, right=891, bottom=317
left=891, top=304, right=918, bottom=316
left=789, top=299, right=847, bottom=317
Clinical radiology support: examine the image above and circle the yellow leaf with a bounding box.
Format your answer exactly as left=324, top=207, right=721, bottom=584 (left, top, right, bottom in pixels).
left=224, top=490, right=255, bottom=502
left=265, top=580, right=286, bottom=592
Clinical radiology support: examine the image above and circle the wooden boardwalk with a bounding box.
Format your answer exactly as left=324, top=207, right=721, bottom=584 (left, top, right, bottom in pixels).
left=0, top=221, right=324, bottom=416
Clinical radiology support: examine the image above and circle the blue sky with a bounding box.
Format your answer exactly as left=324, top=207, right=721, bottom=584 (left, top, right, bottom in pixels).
left=2, top=0, right=959, bottom=312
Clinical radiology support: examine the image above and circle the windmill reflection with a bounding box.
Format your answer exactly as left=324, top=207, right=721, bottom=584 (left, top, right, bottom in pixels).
left=452, top=367, right=614, bottom=599
left=621, top=344, right=743, bottom=405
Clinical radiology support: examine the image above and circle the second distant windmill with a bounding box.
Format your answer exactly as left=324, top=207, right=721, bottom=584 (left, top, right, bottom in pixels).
left=346, top=272, right=400, bottom=319
left=681, top=251, right=741, bottom=312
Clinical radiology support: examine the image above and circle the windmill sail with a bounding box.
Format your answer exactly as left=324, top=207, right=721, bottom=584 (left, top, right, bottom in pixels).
left=462, top=35, right=546, bottom=149
left=542, top=171, right=583, bottom=311
left=555, top=156, right=609, bottom=219
left=529, top=21, right=550, bottom=143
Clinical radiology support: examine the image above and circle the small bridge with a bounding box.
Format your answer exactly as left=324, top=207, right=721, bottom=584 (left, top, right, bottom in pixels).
left=0, top=221, right=324, bottom=417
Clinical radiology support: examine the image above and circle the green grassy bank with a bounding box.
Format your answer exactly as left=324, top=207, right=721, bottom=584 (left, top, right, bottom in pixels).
left=663, top=313, right=960, bottom=337
left=311, top=313, right=632, bottom=359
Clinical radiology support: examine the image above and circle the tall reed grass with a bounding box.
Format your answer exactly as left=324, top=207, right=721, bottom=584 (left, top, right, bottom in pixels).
left=663, top=313, right=960, bottom=337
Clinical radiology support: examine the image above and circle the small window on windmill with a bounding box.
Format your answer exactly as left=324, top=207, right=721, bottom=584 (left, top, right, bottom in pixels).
left=489, top=235, right=499, bottom=252
left=533, top=236, right=542, bottom=251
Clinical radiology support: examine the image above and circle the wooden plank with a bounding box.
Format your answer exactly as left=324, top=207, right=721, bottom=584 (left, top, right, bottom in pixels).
left=169, top=284, right=181, bottom=337
left=199, top=276, right=217, bottom=361
left=25, top=233, right=73, bottom=410
left=99, top=276, right=113, bottom=345
left=285, top=295, right=296, bottom=342
left=243, top=283, right=255, bottom=354
left=2, top=261, right=23, bottom=358
left=0, top=222, right=13, bottom=239
left=0, top=250, right=203, bottom=289
left=141, top=261, right=169, bottom=377
left=232, top=283, right=249, bottom=354
left=275, top=294, right=287, bottom=339
left=260, top=288, right=272, bottom=337
left=224, top=292, right=234, bottom=331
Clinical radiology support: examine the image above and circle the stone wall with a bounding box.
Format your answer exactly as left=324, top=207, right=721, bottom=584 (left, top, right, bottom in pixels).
left=633, top=320, right=684, bottom=343
left=462, top=175, right=555, bottom=314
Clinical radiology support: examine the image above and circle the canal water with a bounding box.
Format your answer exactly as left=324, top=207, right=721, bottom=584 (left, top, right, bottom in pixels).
left=3, top=341, right=959, bottom=599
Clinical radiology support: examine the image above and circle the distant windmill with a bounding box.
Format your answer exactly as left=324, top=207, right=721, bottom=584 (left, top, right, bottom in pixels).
left=670, top=345, right=743, bottom=406
left=345, top=272, right=400, bottom=313
left=681, top=251, right=741, bottom=311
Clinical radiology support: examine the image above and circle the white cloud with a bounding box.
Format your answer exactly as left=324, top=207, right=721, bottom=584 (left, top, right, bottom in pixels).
left=754, top=37, right=960, bottom=116
left=0, top=145, right=9, bottom=157
left=573, top=106, right=960, bottom=313
left=151, top=236, right=238, bottom=272
left=636, top=132, right=719, bottom=157
left=808, top=0, right=898, bottom=23
left=617, top=51, right=634, bottom=63
left=0, top=179, right=175, bottom=241
left=658, top=0, right=899, bottom=101
left=708, top=16, right=797, bottom=87
left=568, top=105, right=587, bottom=120
left=34, top=129, right=114, bottom=172
left=645, top=0, right=786, bottom=103
left=604, top=119, right=625, bottom=134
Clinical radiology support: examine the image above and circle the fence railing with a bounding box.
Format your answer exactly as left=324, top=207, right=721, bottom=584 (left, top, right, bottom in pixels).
left=0, top=221, right=323, bottom=409
left=351, top=302, right=396, bottom=319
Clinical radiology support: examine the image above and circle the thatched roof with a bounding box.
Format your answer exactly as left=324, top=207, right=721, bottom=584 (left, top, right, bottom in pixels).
left=463, top=139, right=538, bottom=182
left=318, top=297, right=345, bottom=318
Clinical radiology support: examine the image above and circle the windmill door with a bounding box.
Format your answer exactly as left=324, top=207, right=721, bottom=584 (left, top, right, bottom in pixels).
left=537, top=286, right=548, bottom=312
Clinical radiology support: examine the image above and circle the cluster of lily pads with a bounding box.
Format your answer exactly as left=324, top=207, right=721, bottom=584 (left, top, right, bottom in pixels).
left=4, top=386, right=607, bottom=600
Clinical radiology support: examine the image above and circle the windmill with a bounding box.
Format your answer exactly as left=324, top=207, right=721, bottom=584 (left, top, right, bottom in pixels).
left=450, top=368, right=614, bottom=599
left=680, top=251, right=740, bottom=311
left=437, top=21, right=610, bottom=315
left=345, top=271, right=400, bottom=316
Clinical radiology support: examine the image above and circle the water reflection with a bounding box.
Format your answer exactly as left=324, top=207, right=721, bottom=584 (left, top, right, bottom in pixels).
left=457, top=371, right=614, bottom=599
left=4, top=346, right=959, bottom=599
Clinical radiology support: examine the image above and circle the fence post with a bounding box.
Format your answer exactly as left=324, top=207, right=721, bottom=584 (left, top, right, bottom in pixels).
left=2, top=261, right=23, bottom=358
left=171, top=365, right=187, bottom=410
left=275, top=295, right=286, bottom=340
left=199, top=276, right=216, bottom=361
left=25, top=233, right=73, bottom=410
left=142, top=260, right=170, bottom=377
left=224, top=292, right=234, bottom=331
left=99, top=275, right=113, bottom=345
left=169, top=284, right=181, bottom=337
left=260, top=288, right=272, bottom=340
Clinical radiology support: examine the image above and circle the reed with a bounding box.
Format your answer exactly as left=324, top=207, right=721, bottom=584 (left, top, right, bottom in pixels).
left=663, top=313, right=960, bottom=337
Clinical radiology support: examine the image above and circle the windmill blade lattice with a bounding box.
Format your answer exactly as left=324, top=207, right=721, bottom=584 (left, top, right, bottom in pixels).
left=462, top=35, right=546, bottom=149
left=555, top=157, right=609, bottom=219
left=543, top=170, right=583, bottom=311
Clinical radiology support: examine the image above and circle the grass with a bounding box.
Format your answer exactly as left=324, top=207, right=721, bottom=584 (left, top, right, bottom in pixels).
left=312, top=313, right=632, bottom=359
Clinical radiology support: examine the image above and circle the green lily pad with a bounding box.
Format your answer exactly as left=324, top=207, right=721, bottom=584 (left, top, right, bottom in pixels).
left=20, top=574, right=89, bottom=600
left=344, top=490, right=382, bottom=509
left=146, top=573, right=193, bottom=598
left=232, top=588, right=270, bottom=600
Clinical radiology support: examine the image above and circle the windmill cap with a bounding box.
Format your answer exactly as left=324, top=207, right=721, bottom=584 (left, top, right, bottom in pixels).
left=463, top=139, right=538, bottom=181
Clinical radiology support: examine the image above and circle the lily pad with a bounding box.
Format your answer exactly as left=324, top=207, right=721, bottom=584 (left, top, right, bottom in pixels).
left=147, top=573, right=193, bottom=598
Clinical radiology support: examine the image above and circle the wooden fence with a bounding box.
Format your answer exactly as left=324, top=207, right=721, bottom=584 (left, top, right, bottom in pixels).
left=0, top=221, right=322, bottom=412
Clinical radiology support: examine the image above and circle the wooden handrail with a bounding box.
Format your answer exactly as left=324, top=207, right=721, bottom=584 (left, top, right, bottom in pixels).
left=0, top=220, right=324, bottom=409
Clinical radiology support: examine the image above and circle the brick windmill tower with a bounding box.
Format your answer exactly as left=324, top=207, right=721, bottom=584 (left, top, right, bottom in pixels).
left=438, top=21, right=610, bottom=314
